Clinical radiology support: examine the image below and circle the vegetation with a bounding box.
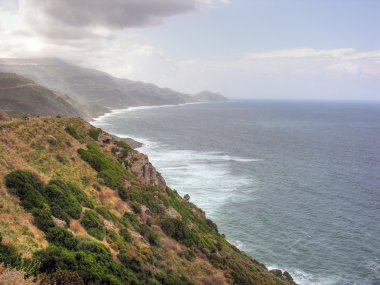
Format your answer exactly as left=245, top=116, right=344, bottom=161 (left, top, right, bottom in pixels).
left=161, top=217, right=198, bottom=247
left=78, top=143, right=132, bottom=189
left=4, top=170, right=47, bottom=211
left=88, top=127, right=101, bottom=140
left=0, top=237, right=21, bottom=268
left=0, top=72, right=81, bottom=117
left=80, top=210, right=106, bottom=240
left=65, top=126, right=83, bottom=141
left=0, top=116, right=295, bottom=285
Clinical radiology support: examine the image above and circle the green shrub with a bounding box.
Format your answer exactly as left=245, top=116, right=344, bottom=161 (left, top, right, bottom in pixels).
left=118, top=250, right=141, bottom=272
left=95, top=206, right=112, bottom=221
left=88, top=128, right=101, bottom=141
left=78, top=144, right=131, bottom=189
left=118, top=187, right=128, bottom=201
left=44, top=184, right=82, bottom=219
left=45, top=227, right=78, bottom=250
left=106, top=229, right=125, bottom=250
left=50, top=205, right=70, bottom=225
left=138, top=224, right=159, bottom=246
left=130, top=202, right=142, bottom=214
left=119, top=228, right=133, bottom=243
left=80, top=210, right=106, bottom=240
left=160, top=218, right=198, bottom=247
left=31, top=207, right=55, bottom=232
left=123, top=212, right=139, bottom=226
left=4, top=170, right=47, bottom=210
left=49, top=180, right=94, bottom=209
left=126, top=187, right=164, bottom=214
left=117, top=140, right=133, bottom=152
left=155, top=273, right=194, bottom=285
left=75, top=238, right=111, bottom=257
left=34, top=246, right=139, bottom=285
left=65, top=126, right=82, bottom=141
left=0, top=240, right=21, bottom=267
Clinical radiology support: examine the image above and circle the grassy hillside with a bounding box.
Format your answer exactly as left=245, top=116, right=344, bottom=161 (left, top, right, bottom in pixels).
left=0, top=115, right=295, bottom=285
left=0, top=72, right=83, bottom=118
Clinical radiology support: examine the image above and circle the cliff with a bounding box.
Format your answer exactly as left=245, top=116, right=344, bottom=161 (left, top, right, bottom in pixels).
left=0, top=114, right=295, bottom=285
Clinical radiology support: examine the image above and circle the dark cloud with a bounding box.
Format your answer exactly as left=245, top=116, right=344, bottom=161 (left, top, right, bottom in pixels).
left=27, top=0, right=199, bottom=29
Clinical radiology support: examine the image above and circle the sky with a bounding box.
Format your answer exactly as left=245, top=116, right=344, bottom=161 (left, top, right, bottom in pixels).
left=0, top=0, right=379, bottom=100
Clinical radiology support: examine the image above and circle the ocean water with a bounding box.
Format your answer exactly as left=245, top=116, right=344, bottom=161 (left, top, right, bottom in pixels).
left=92, top=101, right=380, bottom=285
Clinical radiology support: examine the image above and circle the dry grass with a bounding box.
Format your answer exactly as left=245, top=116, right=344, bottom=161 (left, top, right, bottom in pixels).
left=0, top=263, right=38, bottom=285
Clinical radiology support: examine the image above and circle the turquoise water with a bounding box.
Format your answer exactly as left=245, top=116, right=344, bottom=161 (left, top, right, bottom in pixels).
left=93, top=101, right=380, bottom=285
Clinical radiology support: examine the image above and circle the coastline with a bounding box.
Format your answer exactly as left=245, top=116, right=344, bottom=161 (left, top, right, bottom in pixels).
left=89, top=100, right=300, bottom=284
left=90, top=102, right=212, bottom=124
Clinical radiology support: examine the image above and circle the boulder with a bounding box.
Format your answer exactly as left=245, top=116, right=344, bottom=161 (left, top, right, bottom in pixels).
left=47, top=135, right=58, bottom=145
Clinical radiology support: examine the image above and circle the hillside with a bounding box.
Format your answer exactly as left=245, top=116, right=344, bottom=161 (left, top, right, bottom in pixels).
left=0, top=72, right=83, bottom=118
left=0, top=115, right=295, bottom=285
left=0, top=58, right=228, bottom=118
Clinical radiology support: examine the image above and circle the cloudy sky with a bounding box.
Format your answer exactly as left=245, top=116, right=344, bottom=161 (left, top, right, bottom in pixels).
left=0, top=0, right=379, bottom=100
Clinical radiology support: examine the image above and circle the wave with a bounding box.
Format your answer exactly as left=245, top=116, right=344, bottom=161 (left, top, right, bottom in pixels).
left=111, top=135, right=260, bottom=215
left=267, top=265, right=344, bottom=285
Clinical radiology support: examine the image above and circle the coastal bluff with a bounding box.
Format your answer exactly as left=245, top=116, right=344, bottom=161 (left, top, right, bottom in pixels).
left=0, top=114, right=296, bottom=284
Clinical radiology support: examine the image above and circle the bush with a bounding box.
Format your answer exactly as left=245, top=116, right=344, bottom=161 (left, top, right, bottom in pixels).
left=39, top=270, right=85, bottom=285
left=88, top=128, right=101, bottom=141
left=80, top=210, right=105, bottom=240
left=138, top=224, right=159, bottom=246
left=78, top=144, right=131, bottom=190
left=118, top=251, right=141, bottom=272
left=49, top=180, right=94, bottom=209
left=31, top=208, right=55, bottom=232
left=44, top=184, right=82, bottom=219
left=123, top=212, right=139, bottom=226
left=155, top=273, right=194, bottom=285
left=118, top=187, right=128, bottom=201
left=4, top=170, right=47, bottom=210
left=160, top=218, right=198, bottom=247
left=64, top=126, right=82, bottom=141
left=126, top=187, right=164, bottom=215
left=130, top=202, right=142, bottom=214
left=0, top=241, right=21, bottom=267
left=50, top=205, right=70, bottom=225
left=45, top=227, right=78, bottom=250
left=106, top=229, right=125, bottom=250
left=34, top=246, right=139, bottom=285
left=119, top=228, right=133, bottom=243
left=95, top=206, right=112, bottom=221
left=75, top=238, right=111, bottom=257
left=117, top=140, right=133, bottom=152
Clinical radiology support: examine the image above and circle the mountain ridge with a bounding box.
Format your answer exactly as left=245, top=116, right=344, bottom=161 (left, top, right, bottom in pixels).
left=0, top=58, right=228, bottom=118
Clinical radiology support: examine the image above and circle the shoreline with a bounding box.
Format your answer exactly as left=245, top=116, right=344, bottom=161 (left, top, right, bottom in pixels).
left=89, top=101, right=299, bottom=284
left=89, top=100, right=234, bottom=124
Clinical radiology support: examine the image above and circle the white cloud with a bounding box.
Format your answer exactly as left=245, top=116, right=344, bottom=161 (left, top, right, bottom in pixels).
left=0, top=1, right=378, bottom=101
left=247, top=48, right=357, bottom=59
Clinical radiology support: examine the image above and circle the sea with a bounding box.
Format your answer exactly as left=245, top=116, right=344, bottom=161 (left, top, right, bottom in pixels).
left=92, top=100, right=380, bottom=285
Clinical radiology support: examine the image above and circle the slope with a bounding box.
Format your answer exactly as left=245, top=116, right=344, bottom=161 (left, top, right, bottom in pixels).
left=0, top=115, right=294, bottom=285
left=0, top=72, right=83, bottom=118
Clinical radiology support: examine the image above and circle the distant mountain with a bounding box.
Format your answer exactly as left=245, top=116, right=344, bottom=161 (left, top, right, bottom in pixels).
left=0, top=72, right=83, bottom=117
left=194, top=91, right=228, bottom=102
left=0, top=58, right=228, bottom=118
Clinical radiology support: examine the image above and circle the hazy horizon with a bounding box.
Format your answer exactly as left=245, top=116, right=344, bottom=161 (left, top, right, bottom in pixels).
left=0, top=0, right=379, bottom=101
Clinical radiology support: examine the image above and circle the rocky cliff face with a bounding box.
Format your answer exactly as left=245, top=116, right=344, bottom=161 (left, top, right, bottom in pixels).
left=98, top=132, right=166, bottom=191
